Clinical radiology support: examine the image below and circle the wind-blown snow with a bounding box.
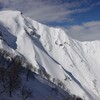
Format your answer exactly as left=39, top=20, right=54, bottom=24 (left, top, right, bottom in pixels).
left=0, top=10, right=100, bottom=100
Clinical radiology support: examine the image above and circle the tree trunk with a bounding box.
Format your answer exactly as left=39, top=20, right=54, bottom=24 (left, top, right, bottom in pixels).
left=9, top=73, right=12, bottom=97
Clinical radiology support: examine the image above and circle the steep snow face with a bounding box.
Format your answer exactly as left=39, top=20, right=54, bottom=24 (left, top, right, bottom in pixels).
left=0, top=10, right=100, bottom=100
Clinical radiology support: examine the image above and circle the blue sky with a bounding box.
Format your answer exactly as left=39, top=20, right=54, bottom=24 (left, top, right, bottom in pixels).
left=0, top=0, right=99, bottom=26
left=0, top=0, right=100, bottom=41
left=47, top=0, right=100, bottom=27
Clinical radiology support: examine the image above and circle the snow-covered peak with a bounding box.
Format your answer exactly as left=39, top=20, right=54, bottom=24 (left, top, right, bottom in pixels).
left=0, top=10, right=21, bottom=20
left=0, top=10, right=100, bottom=100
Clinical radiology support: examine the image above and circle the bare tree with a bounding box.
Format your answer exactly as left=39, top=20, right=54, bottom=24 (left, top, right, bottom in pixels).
left=26, top=63, right=33, bottom=81
left=21, top=86, right=33, bottom=100
left=0, top=58, right=22, bottom=97
left=37, top=69, right=43, bottom=76
left=52, top=78, right=56, bottom=83
left=4, top=55, right=22, bottom=97
left=0, top=67, right=7, bottom=91
left=56, top=79, right=65, bottom=89
left=42, top=70, right=51, bottom=80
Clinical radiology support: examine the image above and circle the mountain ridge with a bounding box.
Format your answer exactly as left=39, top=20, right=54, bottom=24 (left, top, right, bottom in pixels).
left=0, top=10, right=100, bottom=100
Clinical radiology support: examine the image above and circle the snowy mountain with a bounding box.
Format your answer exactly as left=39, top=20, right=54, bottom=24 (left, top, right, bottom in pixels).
left=0, top=10, right=100, bottom=100
left=0, top=49, right=74, bottom=100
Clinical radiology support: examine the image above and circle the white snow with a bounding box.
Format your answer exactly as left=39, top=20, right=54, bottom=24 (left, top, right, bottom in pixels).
left=0, top=10, right=100, bottom=100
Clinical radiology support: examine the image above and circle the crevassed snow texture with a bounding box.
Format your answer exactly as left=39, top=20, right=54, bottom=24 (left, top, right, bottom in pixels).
left=0, top=10, right=100, bottom=100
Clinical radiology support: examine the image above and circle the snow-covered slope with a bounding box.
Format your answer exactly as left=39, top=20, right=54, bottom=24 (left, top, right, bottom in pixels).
left=0, top=10, right=100, bottom=100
